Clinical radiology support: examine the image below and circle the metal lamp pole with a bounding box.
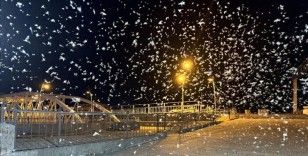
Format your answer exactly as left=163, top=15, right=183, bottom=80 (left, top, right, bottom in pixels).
left=177, top=59, right=193, bottom=113
left=90, top=93, right=93, bottom=112
left=212, top=80, right=216, bottom=114
left=177, top=74, right=186, bottom=112
left=87, top=91, right=94, bottom=112
left=38, top=85, right=43, bottom=110
left=181, top=83, right=184, bottom=112
left=208, top=77, right=216, bottom=114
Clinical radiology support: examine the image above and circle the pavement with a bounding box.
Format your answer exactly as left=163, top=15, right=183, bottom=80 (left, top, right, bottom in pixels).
left=110, top=118, right=308, bottom=156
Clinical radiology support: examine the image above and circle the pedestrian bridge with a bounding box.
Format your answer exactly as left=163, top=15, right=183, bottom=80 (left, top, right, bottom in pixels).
left=0, top=92, right=219, bottom=153
left=0, top=91, right=120, bottom=122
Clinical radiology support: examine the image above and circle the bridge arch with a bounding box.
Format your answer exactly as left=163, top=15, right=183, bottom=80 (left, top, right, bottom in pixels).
left=0, top=92, right=120, bottom=122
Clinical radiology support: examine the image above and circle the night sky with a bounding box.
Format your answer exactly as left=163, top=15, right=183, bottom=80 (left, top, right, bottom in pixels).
left=0, top=0, right=307, bottom=112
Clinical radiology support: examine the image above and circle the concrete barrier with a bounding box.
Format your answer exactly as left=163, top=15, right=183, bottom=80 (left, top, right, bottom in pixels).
left=10, top=133, right=166, bottom=156
left=0, top=123, right=15, bottom=155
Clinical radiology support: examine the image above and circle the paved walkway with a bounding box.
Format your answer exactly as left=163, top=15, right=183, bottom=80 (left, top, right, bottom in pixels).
left=111, top=118, right=308, bottom=156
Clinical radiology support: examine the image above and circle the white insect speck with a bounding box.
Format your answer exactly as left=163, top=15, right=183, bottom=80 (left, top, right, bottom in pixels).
left=23, top=36, right=31, bottom=44
left=77, top=7, right=82, bottom=12
left=93, top=132, right=100, bottom=136
left=16, top=2, right=23, bottom=8
left=179, top=1, right=185, bottom=6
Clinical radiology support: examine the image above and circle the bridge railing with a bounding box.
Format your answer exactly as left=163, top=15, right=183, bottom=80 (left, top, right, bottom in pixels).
left=111, top=101, right=213, bottom=114
left=1, top=102, right=218, bottom=150
left=4, top=111, right=215, bottom=137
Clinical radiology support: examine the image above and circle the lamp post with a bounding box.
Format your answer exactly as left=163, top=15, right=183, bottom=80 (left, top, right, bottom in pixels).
left=175, top=58, right=193, bottom=146
left=208, top=77, right=216, bottom=114
left=175, top=58, right=194, bottom=112
left=86, top=91, right=94, bottom=112
left=176, top=74, right=186, bottom=112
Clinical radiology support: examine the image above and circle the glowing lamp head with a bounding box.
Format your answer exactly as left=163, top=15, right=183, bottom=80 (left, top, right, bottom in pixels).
left=181, top=59, right=193, bottom=71
left=208, top=78, right=214, bottom=82
left=176, top=74, right=186, bottom=85
left=41, top=83, right=51, bottom=90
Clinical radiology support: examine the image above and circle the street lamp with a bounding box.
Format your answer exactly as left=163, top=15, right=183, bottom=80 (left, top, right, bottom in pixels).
left=208, top=77, right=216, bottom=114
left=86, top=91, right=94, bottom=112
left=176, top=73, right=186, bottom=112
left=175, top=59, right=194, bottom=112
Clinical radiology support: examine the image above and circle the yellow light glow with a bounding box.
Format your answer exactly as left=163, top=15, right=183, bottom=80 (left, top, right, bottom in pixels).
left=181, top=59, right=193, bottom=71
left=176, top=74, right=186, bottom=85
left=41, top=83, right=51, bottom=90
left=208, top=78, right=214, bottom=82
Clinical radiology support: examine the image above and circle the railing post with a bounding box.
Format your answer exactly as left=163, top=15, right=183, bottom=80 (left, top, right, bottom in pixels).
left=163, top=102, right=166, bottom=113
left=0, top=103, right=5, bottom=123
left=12, top=103, right=18, bottom=151
left=156, top=114, right=159, bottom=133
left=13, top=103, right=17, bottom=126
left=57, top=113, right=62, bottom=137
left=125, top=112, right=129, bottom=138
left=51, top=113, right=54, bottom=137
left=147, top=104, right=150, bottom=114
left=164, top=113, right=166, bottom=131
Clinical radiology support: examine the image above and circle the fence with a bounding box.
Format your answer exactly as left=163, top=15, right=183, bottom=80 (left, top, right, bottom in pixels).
left=0, top=103, right=216, bottom=150
left=2, top=111, right=216, bottom=137
left=110, top=101, right=215, bottom=114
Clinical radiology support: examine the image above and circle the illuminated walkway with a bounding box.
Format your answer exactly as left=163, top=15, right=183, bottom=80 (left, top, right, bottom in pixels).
left=111, top=118, right=308, bottom=156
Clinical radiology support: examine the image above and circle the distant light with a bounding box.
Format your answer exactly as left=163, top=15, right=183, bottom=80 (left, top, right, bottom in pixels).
left=41, top=83, right=51, bottom=90
left=208, top=78, right=214, bottom=82
left=86, top=91, right=92, bottom=95
left=181, top=59, right=193, bottom=71
left=176, top=73, right=186, bottom=85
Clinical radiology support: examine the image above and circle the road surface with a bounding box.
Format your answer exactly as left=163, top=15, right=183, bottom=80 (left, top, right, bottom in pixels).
left=110, top=118, right=308, bottom=156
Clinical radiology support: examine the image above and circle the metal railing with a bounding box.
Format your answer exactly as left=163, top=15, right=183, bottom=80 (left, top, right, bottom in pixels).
left=2, top=111, right=216, bottom=137
left=111, top=101, right=215, bottom=114
left=0, top=102, right=217, bottom=150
